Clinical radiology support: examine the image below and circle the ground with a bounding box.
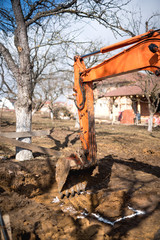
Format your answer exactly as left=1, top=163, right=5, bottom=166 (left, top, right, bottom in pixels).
left=0, top=111, right=160, bottom=240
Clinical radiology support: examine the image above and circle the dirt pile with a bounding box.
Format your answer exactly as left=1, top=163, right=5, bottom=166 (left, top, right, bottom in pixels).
left=0, top=112, right=160, bottom=239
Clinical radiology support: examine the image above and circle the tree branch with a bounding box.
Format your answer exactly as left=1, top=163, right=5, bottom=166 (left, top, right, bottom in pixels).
left=25, top=0, right=77, bottom=26
left=0, top=42, right=19, bottom=79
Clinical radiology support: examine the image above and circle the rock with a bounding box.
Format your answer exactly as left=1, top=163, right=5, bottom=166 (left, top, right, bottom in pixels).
left=65, top=193, right=99, bottom=213
left=96, top=190, right=127, bottom=220
left=131, top=193, right=160, bottom=212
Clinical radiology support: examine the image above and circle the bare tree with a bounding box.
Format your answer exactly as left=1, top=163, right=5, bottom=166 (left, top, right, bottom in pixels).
left=136, top=73, right=160, bottom=132
left=100, top=4, right=160, bottom=37
left=33, top=73, right=63, bottom=116
left=31, top=33, right=104, bottom=116
left=0, top=0, right=131, bottom=160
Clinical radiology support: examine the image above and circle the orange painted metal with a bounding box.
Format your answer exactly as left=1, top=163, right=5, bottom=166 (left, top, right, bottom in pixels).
left=81, top=31, right=160, bottom=82
left=74, top=30, right=160, bottom=166
left=74, top=57, right=96, bottom=164
left=100, top=29, right=156, bottom=53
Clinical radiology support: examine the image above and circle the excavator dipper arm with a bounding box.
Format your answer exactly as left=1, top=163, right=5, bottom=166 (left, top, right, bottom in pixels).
left=56, top=29, right=160, bottom=197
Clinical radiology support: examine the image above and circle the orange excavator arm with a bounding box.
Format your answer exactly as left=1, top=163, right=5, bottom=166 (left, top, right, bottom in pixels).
left=74, top=29, right=160, bottom=166
left=56, top=29, right=160, bottom=198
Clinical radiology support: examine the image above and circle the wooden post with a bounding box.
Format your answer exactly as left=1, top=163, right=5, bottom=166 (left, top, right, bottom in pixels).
left=0, top=136, right=61, bottom=157
left=137, top=99, right=141, bottom=113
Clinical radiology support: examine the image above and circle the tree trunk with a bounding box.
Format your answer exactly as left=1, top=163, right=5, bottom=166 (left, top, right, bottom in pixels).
left=147, top=98, right=157, bottom=133
left=15, top=68, right=33, bottom=161
left=11, top=0, right=33, bottom=160
left=15, top=109, right=33, bottom=160
left=148, top=113, right=153, bottom=132
left=15, top=82, right=33, bottom=160
left=50, top=111, right=54, bottom=120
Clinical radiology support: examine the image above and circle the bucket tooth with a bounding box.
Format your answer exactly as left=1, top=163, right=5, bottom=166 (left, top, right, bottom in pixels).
left=59, top=192, right=64, bottom=199
left=82, top=183, right=86, bottom=191
left=65, top=190, right=69, bottom=198
left=76, top=184, right=80, bottom=195
left=77, top=183, right=82, bottom=192
left=71, top=188, right=75, bottom=197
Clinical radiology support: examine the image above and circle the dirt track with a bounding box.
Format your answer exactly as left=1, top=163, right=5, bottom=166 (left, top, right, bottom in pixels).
left=0, top=112, right=160, bottom=240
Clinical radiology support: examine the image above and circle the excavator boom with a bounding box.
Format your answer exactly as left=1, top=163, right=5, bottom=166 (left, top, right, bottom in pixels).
left=56, top=29, right=160, bottom=198
left=79, top=30, right=160, bottom=82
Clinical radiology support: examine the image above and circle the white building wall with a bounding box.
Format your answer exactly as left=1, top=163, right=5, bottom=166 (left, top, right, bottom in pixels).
left=94, top=97, right=110, bottom=119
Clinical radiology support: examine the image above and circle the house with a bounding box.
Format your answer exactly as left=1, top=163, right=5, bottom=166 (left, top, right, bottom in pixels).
left=93, top=72, right=138, bottom=121
left=105, top=84, right=160, bottom=124
left=95, top=72, right=160, bottom=124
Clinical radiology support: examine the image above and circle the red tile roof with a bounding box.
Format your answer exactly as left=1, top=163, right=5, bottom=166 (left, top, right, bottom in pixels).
left=96, top=72, right=143, bottom=87
left=105, top=85, right=142, bottom=97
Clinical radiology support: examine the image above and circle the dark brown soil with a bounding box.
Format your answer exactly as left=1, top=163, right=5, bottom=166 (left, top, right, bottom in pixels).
left=0, top=111, right=160, bottom=240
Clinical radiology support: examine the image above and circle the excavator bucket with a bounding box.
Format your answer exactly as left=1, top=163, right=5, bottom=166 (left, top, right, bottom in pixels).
left=55, top=153, right=95, bottom=198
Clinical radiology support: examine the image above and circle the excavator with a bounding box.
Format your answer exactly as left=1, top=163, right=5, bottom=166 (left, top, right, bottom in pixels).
left=55, top=29, right=160, bottom=198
